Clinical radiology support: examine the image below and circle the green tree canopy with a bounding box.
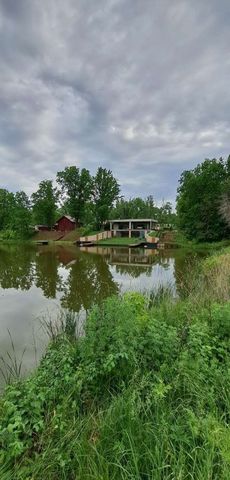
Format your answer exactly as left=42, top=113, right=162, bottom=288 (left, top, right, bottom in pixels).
left=176, top=157, right=230, bottom=241
left=158, top=201, right=176, bottom=225
left=92, top=167, right=120, bottom=227
left=31, top=180, right=58, bottom=228
left=11, top=191, right=31, bottom=238
left=57, top=167, right=92, bottom=223
left=219, top=177, right=230, bottom=228
left=110, top=197, right=148, bottom=219
left=110, top=197, right=177, bottom=226
left=0, top=189, right=15, bottom=230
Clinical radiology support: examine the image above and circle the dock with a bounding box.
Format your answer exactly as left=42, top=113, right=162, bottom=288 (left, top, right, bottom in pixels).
left=77, top=241, right=95, bottom=247
left=128, top=241, right=146, bottom=248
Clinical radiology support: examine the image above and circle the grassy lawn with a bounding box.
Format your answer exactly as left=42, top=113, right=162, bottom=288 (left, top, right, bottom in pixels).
left=174, top=231, right=230, bottom=250
left=98, top=236, right=141, bottom=245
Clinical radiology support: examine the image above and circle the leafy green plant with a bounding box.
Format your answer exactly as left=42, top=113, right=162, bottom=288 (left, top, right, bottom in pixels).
left=0, top=331, right=26, bottom=385
left=0, top=230, right=18, bottom=241
left=148, top=229, right=160, bottom=237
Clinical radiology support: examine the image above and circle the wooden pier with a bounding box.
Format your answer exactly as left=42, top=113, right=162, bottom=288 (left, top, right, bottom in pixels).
left=128, top=241, right=146, bottom=248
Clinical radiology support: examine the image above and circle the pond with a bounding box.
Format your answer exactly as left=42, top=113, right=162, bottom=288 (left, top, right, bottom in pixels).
left=0, top=243, right=208, bottom=384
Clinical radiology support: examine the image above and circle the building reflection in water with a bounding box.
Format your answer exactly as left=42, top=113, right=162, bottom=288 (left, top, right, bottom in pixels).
left=0, top=244, right=201, bottom=315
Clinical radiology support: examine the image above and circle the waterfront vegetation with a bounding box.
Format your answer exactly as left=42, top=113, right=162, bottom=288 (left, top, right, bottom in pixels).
left=0, top=248, right=230, bottom=479
left=171, top=231, right=230, bottom=250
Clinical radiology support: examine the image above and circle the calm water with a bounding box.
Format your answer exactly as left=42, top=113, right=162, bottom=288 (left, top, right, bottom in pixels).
left=0, top=244, right=207, bottom=383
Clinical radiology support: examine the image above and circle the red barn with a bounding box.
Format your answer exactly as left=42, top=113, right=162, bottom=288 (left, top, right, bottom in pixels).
left=55, top=215, right=76, bottom=232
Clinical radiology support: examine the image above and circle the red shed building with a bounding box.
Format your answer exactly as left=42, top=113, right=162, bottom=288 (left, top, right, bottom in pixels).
left=55, top=215, right=76, bottom=232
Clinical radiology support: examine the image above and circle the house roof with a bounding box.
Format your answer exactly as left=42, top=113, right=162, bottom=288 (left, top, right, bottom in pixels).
left=56, top=215, right=76, bottom=223
left=109, top=218, right=158, bottom=223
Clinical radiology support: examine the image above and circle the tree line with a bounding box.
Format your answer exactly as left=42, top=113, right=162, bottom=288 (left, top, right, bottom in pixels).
left=3, top=154, right=229, bottom=242
left=0, top=166, right=175, bottom=239
left=110, top=197, right=176, bottom=225
left=0, top=167, right=119, bottom=238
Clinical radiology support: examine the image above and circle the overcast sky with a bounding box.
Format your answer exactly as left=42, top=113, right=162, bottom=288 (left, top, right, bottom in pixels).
left=0, top=0, right=230, bottom=204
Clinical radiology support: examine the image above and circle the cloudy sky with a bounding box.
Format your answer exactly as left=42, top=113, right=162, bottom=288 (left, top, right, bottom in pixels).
left=0, top=0, right=230, bottom=204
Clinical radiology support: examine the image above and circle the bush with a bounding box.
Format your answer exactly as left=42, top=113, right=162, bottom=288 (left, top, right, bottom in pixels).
left=0, top=288, right=230, bottom=478
left=0, top=229, right=18, bottom=241
left=148, top=229, right=161, bottom=237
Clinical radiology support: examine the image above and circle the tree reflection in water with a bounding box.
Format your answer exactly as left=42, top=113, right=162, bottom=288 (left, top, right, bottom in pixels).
left=35, top=248, right=62, bottom=299
left=0, top=244, right=207, bottom=314
left=0, top=245, right=34, bottom=290
left=0, top=244, right=209, bottom=384
left=61, top=250, right=119, bottom=312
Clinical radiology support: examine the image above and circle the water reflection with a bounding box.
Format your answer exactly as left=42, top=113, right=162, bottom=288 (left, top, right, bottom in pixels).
left=0, top=245, right=190, bottom=306
left=0, top=244, right=207, bottom=382
left=80, top=246, right=160, bottom=279
left=61, top=250, right=119, bottom=312
left=35, top=249, right=62, bottom=299
left=0, top=244, right=34, bottom=290
left=0, top=244, right=205, bottom=310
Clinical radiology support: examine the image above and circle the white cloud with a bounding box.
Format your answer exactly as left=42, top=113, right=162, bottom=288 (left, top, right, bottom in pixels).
left=0, top=0, right=230, bottom=201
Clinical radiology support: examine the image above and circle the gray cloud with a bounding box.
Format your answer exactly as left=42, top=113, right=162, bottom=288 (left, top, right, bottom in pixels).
left=0, top=0, right=230, bottom=203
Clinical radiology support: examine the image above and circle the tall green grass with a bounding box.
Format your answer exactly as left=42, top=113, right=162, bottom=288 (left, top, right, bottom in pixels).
left=0, top=251, right=230, bottom=479
left=0, top=330, right=26, bottom=385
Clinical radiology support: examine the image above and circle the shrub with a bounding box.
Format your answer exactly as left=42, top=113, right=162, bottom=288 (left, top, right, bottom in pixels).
left=0, top=287, right=230, bottom=478
left=0, top=229, right=18, bottom=241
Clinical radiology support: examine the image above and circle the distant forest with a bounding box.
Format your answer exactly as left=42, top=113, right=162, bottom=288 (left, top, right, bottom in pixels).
left=1, top=156, right=230, bottom=242
left=0, top=166, right=175, bottom=240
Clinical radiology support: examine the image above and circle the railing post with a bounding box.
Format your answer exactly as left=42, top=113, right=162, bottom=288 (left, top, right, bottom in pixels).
left=129, top=221, right=132, bottom=238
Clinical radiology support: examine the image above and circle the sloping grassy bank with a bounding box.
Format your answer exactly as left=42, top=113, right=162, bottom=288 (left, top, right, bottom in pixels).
left=32, top=228, right=83, bottom=243
left=98, top=237, right=141, bottom=245
left=173, top=231, right=230, bottom=250
left=1, top=251, right=230, bottom=479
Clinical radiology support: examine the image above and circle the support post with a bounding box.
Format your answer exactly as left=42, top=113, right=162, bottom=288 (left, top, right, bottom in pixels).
left=129, top=221, right=132, bottom=238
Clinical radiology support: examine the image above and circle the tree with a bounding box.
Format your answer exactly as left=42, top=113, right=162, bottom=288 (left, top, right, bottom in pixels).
left=0, top=189, right=15, bottom=230
left=92, top=167, right=120, bottom=228
left=158, top=201, right=176, bottom=225
left=110, top=196, right=158, bottom=220
left=11, top=191, right=31, bottom=238
left=32, top=180, right=58, bottom=228
left=146, top=195, right=157, bottom=218
left=177, top=157, right=229, bottom=241
left=57, top=167, right=92, bottom=223
left=110, top=198, right=132, bottom=219
left=219, top=178, right=230, bottom=228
